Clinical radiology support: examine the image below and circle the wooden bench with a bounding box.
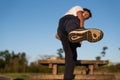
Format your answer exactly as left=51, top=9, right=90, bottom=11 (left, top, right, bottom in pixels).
left=38, top=60, right=109, bottom=75
left=30, top=60, right=116, bottom=80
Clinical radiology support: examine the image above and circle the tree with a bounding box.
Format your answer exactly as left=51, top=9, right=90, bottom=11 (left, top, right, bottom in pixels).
left=101, top=46, right=108, bottom=57
left=96, top=56, right=101, bottom=61
left=0, top=50, right=28, bottom=73
left=0, top=59, right=5, bottom=72
left=19, top=52, right=28, bottom=72
left=96, top=46, right=108, bottom=60
left=57, top=48, right=64, bottom=59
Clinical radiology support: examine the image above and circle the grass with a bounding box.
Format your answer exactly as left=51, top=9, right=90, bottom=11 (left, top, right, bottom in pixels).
left=2, top=73, right=52, bottom=80
left=2, top=73, right=120, bottom=80
left=3, top=73, right=30, bottom=80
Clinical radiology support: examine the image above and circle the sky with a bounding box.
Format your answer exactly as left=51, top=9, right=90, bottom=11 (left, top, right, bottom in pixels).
left=0, top=0, right=120, bottom=63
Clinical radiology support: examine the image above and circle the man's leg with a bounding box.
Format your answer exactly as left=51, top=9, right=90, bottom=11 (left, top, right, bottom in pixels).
left=61, top=38, right=78, bottom=79
left=57, top=15, right=81, bottom=79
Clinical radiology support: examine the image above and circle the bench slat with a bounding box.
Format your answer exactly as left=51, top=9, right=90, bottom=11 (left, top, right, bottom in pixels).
left=39, top=60, right=108, bottom=65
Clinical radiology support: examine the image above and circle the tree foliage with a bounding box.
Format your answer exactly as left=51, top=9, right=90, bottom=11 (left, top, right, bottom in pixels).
left=101, top=46, right=108, bottom=57
left=0, top=50, right=28, bottom=73
left=57, top=48, right=64, bottom=59
left=96, top=46, right=108, bottom=60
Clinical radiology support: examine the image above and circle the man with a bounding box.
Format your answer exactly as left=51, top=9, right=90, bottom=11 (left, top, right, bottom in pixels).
left=56, top=6, right=92, bottom=80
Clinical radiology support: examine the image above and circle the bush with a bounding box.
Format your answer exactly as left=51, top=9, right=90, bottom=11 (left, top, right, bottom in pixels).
left=98, top=63, right=120, bottom=73
left=27, top=65, right=52, bottom=73
left=108, top=63, right=120, bottom=72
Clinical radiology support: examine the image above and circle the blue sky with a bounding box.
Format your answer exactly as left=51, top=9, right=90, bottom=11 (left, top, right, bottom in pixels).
left=0, top=0, right=120, bottom=63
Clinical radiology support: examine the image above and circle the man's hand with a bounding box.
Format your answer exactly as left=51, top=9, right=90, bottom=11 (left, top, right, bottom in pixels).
left=80, top=41, right=82, bottom=44
left=55, top=34, right=60, bottom=40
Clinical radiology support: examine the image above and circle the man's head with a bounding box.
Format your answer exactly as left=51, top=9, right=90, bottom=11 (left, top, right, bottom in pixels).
left=83, top=8, right=92, bottom=20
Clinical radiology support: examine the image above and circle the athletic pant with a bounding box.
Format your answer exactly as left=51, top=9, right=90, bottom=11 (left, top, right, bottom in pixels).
left=57, top=15, right=81, bottom=79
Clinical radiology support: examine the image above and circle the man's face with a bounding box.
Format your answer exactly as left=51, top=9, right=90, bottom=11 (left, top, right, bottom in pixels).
left=83, top=11, right=90, bottom=20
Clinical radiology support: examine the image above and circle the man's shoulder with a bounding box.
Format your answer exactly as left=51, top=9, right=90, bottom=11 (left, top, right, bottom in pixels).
left=72, top=5, right=83, bottom=10
left=64, top=5, right=83, bottom=16
left=70, top=5, right=83, bottom=12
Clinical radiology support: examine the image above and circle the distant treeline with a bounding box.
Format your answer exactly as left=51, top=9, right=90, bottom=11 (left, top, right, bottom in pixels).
left=0, top=50, right=52, bottom=73
left=0, top=50, right=27, bottom=73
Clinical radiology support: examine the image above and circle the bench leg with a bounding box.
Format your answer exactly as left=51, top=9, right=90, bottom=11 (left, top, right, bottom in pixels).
left=88, top=65, right=94, bottom=74
left=53, top=64, right=58, bottom=75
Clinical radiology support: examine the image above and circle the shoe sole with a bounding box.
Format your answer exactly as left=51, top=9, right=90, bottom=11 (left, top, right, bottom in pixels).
left=68, top=28, right=104, bottom=43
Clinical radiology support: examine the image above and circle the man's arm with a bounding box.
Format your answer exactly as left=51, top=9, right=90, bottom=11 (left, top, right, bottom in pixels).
left=77, top=11, right=84, bottom=28
left=77, top=11, right=84, bottom=44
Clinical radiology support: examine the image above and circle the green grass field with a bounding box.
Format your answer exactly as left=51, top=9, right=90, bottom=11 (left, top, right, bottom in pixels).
left=3, top=73, right=30, bottom=80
